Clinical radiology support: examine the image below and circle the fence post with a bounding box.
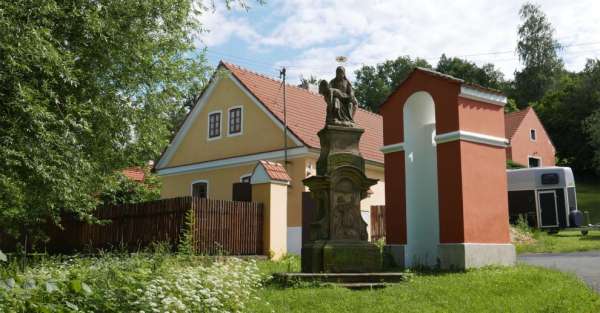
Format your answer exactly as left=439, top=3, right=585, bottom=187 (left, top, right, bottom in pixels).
left=251, top=164, right=289, bottom=260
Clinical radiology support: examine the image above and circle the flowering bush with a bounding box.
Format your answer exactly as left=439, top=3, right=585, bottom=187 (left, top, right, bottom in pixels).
left=0, top=253, right=262, bottom=313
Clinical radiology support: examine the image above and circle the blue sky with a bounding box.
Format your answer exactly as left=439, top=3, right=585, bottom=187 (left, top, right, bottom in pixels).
left=197, top=0, right=600, bottom=83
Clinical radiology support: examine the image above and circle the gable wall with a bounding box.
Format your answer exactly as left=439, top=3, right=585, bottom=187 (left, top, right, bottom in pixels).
left=508, top=111, right=555, bottom=167
left=165, top=75, right=299, bottom=168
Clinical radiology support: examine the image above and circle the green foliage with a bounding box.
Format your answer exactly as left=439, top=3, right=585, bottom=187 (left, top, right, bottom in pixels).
left=504, top=98, right=519, bottom=113
left=535, top=59, right=600, bottom=174
left=435, top=54, right=506, bottom=90
left=353, top=56, right=432, bottom=112
left=516, top=230, right=600, bottom=254
left=98, top=169, right=160, bottom=206
left=298, top=75, right=319, bottom=89
left=513, top=2, right=564, bottom=107
left=177, top=210, right=196, bottom=255
left=0, top=253, right=262, bottom=312
left=353, top=54, right=508, bottom=112
left=575, top=179, right=600, bottom=224
left=515, top=214, right=532, bottom=235
left=584, top=109, right=600, bottom=174
left=0, top=0, right=246, bottom=245
left=507, top=160, right=526, bottom=169
left=249, top=263, right=600, bottom=312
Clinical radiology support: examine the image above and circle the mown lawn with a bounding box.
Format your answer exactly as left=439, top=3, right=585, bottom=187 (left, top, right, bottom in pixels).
left=577, top=179, right=600, bottom=224
left=513, top=178, right=600, bottom=254
left=251, top=258, right=600, bottom=313
left=517, top=230, right=600, bottom=254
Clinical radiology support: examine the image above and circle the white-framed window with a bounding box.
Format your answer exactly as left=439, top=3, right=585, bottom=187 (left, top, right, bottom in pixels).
left=528, top=156, right=541, bottom=168
left=228, top=106, right=243, bottom=136
left=240, top=174, right=252, bottom=184
left=191, top=180, right=208, bottom=198
left=207, top=111, right=222, bottom=140
left=530, top=129, right=537, bottom=141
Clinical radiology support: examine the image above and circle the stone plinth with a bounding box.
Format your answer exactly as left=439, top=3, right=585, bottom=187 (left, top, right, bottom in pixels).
left=302, top=125, right=381, bottom=273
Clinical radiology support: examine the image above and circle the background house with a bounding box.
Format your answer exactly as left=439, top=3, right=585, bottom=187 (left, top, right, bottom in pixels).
left=505, top=107, right=556, bottom=167
left=154, top=61, right=385, bottom=254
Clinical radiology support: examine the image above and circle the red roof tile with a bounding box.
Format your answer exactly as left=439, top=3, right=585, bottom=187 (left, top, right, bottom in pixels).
left=121, top=167, right=145, bottom=182
left=504, top=107, right=531, bottom=139
left=222, top=62, right=384, bottom=164
left=258, top=160, right=291, bottom=182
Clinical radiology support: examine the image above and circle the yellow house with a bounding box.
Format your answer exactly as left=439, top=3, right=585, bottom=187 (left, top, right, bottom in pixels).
left=154, top=61, right=385, bottom=254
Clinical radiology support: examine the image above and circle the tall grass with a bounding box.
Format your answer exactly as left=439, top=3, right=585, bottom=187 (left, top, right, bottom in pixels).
left=0, top=248, right=262, bottom=313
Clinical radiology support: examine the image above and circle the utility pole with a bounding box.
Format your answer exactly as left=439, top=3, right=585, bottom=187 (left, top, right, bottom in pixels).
left=280, top=67, right=288, bottom=169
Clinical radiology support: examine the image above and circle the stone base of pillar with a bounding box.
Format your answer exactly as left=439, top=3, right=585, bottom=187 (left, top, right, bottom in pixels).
left=383, top=244, right=406, bottom=268
left=438, top=243, right=516, bottom=269
left=301, top=240, right=382, bottom=273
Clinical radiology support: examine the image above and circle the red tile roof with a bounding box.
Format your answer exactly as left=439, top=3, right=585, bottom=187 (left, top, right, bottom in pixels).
left=121, top=167, right=145, bottom=182
left=257, top=160, right=291, bottom=182
left=222, top=62, right=384, bottom=164
left=504, top=107, right=532, bottom=139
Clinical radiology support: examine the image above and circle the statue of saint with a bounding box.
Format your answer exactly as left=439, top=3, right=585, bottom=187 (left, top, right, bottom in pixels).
left=319, top=66, right=358, bottom=127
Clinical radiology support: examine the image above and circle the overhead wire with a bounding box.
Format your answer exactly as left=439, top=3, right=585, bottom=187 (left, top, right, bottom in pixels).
left=201, top=40, right=600, bottom=77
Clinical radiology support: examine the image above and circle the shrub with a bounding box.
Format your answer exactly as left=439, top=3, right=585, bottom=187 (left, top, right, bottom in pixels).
left=507, top=160, right=526, bottom=169
left=0, top=253, right=262, bottom=312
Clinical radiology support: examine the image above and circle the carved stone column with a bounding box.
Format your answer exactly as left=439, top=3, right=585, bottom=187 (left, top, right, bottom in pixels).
left=302, top=125, right=381, bottom=273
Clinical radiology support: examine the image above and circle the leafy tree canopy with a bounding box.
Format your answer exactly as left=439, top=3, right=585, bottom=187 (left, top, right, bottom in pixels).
left=513, top=2, right=564, bottom=107
left=535, top=59, right=600, bottom=173
left=352, top=54, right=507, bottom=112
left=353, top=56, right=432, bottom=111
left=0, top=0, right=249, bottom=245
left=435, top=54, right=506, bottom=91
left=99, top=169, right=161, bottom=206
left=584, top=110, right=600, bottom=174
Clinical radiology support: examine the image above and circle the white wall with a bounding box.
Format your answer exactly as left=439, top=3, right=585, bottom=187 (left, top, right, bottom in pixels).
left=403, top=91, right=440, bottom=267
left=287, top=226, right=302, bottom=255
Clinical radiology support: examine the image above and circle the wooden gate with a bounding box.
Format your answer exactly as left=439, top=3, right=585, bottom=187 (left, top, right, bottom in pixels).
left=370, top=205, right=386, bottom=242
left=191, top=198, right=263, bottom=255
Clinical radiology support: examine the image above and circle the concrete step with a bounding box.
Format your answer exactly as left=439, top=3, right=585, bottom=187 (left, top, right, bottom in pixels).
left=273, top=272, right=407, bottom=285
left=336, top=282, right=389, bottom=290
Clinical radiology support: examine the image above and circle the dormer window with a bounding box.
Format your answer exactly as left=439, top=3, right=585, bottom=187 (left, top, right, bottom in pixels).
left=530, top=129, right=537, bottom=141
left=228, top=106, right=243, bottom=136
left=208, top=111, right=221, bottom=139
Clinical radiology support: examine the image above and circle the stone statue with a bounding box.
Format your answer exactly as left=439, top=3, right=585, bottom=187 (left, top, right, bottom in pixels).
left=302, top=67, right=380, bottom=272
left=319, top=66, right=358, bottom=127
left=331, top=179, right=368, bottom=241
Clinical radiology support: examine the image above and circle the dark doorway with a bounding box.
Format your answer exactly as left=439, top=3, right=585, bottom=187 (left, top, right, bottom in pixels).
left=232, top=182, right=252, bottom=202
left=539, top=191, right=558, bottom=227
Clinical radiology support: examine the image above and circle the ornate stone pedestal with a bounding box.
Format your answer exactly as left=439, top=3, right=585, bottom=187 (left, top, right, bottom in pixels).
left=302, top=125, right=381, bottom=273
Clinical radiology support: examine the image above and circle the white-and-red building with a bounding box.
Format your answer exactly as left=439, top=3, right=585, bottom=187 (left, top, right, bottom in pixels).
left=505, top=107, right=556, bottom=168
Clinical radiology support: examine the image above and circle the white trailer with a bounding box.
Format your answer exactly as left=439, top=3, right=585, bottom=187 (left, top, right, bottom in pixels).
left=507, top=167, right=580, bottom=230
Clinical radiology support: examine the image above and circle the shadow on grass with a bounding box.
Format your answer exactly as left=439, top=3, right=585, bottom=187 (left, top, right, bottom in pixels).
left=579, top=234, right=600, bottom=241
left=264, top=266, right=476, bottom=290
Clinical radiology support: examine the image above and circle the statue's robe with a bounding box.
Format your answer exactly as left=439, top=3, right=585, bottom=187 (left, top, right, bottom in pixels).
left=328, top=77, right=357, bottom=125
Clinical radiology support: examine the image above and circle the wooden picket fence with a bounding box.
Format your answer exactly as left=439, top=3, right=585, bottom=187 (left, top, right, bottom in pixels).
left=370, top=205, right=386, bottom=242
left=0, top=197, right=264, bottom=255
left=190, top=198, right=263, bottom=255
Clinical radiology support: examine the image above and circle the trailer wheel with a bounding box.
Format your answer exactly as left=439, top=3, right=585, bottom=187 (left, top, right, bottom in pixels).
left=547, top=228, right=559, bottom=235
left=581, top=230, right=589, bottom=236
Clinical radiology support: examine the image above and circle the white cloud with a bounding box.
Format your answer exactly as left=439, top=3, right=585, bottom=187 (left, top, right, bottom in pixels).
left=202, top=0, right=600, bottom=82
left=194, top=4, right=259, bottom=47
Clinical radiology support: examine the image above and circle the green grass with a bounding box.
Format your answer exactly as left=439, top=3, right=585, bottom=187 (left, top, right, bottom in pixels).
left=577, top=179, right=600, bottom=224
left=251, top=258, right=600, bottom=313
left=517, top=230, right=600, bottom=254
left=514, top=178, right=600, bottom=254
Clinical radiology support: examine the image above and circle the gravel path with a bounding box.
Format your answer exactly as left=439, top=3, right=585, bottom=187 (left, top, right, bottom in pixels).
left=518, top=251, right=600, bottom=292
